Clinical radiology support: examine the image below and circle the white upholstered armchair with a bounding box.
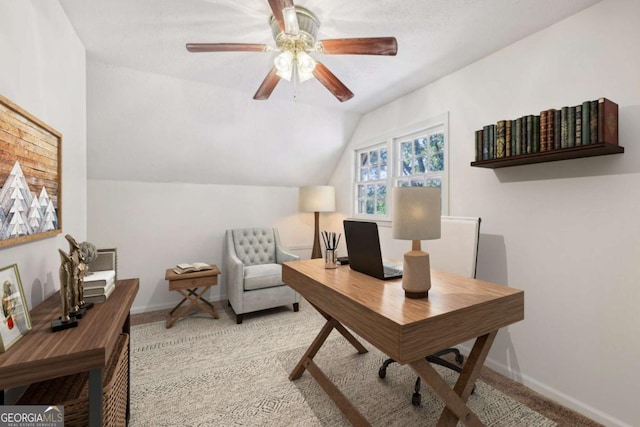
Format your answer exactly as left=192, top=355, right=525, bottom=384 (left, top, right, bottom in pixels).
left=223, top=227, right=300, bottom=324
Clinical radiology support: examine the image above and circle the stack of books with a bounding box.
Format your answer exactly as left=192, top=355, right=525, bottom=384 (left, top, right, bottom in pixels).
left=83, top=269, right=116, bottom=303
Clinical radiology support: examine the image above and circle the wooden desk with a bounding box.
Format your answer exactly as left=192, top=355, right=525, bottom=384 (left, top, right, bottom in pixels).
left=0, top=279, right=139, bottom=427
left=282, top=259, right=524, bottom=427
left=165, top=266, right=220, bottom=328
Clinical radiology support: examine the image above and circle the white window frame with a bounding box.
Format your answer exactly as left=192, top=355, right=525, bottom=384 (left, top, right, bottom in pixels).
left=352, top=112, right=449, bottom=223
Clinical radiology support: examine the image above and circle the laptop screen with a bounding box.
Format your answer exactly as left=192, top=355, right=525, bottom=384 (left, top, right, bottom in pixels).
left=343, top=220, right=402, bottom=280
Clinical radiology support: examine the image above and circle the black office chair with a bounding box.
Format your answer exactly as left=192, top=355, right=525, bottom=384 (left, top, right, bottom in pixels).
left=377, top=216, right=481, bottom=406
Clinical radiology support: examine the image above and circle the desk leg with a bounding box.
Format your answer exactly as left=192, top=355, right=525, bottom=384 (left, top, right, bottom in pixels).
left=290, top=317, right=371, bottom=427
left=311, top=303, right=368, bottom=354
left=88, top=367, right=103, bottom=427
left=409, top=331, right=497, bottom=427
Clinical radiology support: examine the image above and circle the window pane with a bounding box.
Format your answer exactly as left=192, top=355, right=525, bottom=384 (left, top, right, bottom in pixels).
left=358, top=200, right=367, bottom=214
left=411, top=180, right=424, bottom=187
left=367, top=185, right=375, bottom=198
left=360, top=152, right=368, bottom=167
left=413, top=158, right=426, bottom=174
left=426, top=178, right=441, bottom=188
left=401, top=141, right=412, bottom=159
left=357, top=185, right=365, bottom=198
left=369, top=166, right=379, bottom=180
left=380, top=148, right=388, bottom=163
left=376, top=200, right=386, bottom=215
left=370, top=150, right=378, bottom=165
left=360, top=168, right=368, bottom=181
left=379, top=164, right=387, bottom=179
left=402, top=160, right=411, bottom=176
left=429, top=133, right=444, bottom=172
left=414, top=138, right=427, bottom=156
left=398, top=180, right=410, bottom=187
left=376, top=184, right=386, bottom=199
left=366, top=200, right=374, bottom=214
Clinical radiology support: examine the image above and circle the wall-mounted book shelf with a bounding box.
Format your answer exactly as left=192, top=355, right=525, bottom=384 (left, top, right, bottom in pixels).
left=472, top=97, right=622, bottom=169
left=470, top=142, right=624, bottom=169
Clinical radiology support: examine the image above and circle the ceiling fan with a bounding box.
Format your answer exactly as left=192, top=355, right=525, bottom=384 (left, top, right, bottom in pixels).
left=186, top=0, right=397, bottom=102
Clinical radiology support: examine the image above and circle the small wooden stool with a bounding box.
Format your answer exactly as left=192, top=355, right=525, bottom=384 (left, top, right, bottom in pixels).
left=165, top=266, right=221, bottom=328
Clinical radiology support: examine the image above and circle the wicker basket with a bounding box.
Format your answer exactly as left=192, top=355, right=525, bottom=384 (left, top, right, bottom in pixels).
left=18, top=333, right=129, bottom=427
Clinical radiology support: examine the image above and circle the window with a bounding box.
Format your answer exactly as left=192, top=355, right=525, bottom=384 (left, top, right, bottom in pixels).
left=353, top=113, right=448, bottom=220
left=355, top=143, right=388, bottom=216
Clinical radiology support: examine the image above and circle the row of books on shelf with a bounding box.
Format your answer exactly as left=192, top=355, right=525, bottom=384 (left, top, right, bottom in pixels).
left=475, top=97, right=618, bottom=162
left=83, top=269, right=116, bottom=303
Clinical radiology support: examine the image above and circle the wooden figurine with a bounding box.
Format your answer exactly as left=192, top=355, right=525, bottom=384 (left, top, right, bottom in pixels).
left=51, top=249, right=78, bottom=331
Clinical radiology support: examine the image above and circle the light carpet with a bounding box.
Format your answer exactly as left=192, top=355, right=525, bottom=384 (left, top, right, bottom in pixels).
left=129, top=302, right=555, bottom=426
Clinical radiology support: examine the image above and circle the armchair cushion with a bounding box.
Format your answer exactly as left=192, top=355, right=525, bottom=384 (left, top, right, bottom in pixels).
left=244, top=263, right=283, bottom=291
left=232, top=228, right=276, bottom=266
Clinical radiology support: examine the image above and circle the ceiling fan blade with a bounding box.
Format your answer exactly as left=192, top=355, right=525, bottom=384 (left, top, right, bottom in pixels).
left=267, top=0, right=294, bottom=32
left=253, top=67, right=281, bottom=100
left=186, top=43, right=269, bottom=53
left=316, top=37, right=398, bottom=56
left=312, top=62, right=354, bottom=102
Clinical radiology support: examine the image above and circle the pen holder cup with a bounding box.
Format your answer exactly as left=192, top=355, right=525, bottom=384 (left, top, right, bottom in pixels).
left=325, top=249, right=338, bottom=269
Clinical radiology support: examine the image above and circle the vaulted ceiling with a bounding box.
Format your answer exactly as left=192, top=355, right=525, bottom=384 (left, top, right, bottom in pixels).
left=58, top=0, right=599, bottom=186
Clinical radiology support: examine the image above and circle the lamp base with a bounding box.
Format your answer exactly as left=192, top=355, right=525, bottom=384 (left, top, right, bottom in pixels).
left=402, top=249, right=431, bottom=299
left=404, top=290, right=428, bottom=299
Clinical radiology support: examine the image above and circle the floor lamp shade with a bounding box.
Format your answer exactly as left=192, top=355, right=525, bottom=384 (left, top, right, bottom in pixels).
left=299, top=186, right=335, bottom=259
left=392, top=187, right=441, bottom=298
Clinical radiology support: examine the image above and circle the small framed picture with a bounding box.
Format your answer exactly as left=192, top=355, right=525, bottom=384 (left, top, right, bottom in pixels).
left=0, top=264, right=32, bottom=353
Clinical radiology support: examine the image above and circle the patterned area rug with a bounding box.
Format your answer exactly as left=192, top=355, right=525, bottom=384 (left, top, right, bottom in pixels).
left=129, top=302, right=555, bottom=426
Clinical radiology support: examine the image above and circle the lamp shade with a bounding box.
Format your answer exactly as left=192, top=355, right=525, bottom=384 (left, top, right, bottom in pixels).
left=392, top=187, right=441, bottom=241
left=299, top=186, right=335, bottom=212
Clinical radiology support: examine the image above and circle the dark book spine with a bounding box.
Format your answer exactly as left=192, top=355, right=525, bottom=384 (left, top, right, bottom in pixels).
left=514, top=118, right=522, bottom=156
left=489, top=125, right=496, bottom=159
left=521, top=116, right=527, bottom=154
left=482, top=125, right=490, bottom=160
left=567, top=106, right=575, bottom=147
left=475, top=130, right=482, bottom=161
left=540, top=110, right=547, bottom=152
left=581, top=101, right=590, bottom=145
left=547, top=109, right=556, bottom=151
left=553, top=110, right=561, bottom=150
left=526, top=115, right=533, bottom=154
left=590, top=100, right=598, bottom=144
left=506, top=120, right=512, bottom=157
left=598, top=97, right=619, bottom=145
left=560, top=107, right=569, bottom=148
left=533, top=115, right=540, bottom=153
left=496, top=120, right=506, bottom=158
left=575, top=104, right=582, bottom=146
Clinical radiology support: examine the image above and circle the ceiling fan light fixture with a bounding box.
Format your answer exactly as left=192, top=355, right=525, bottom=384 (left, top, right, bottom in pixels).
left=274, top=50, right=294, bottom=81
left=282, top=6, right=300, bottom=36
left=296, top=51, right=316, bottom=82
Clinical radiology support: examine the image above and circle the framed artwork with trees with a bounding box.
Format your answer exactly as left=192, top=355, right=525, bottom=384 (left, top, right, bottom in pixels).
left=0, top=95, right=62, bottom=248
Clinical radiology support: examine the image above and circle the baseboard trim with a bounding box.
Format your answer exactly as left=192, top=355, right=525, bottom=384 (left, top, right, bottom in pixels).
left=462, top=344, right=631, bottom=427
left=131, top=294, right=227, bottom=315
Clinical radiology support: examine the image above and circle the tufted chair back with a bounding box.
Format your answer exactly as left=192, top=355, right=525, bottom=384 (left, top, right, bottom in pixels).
left=231, top=228, right=276, bottom=266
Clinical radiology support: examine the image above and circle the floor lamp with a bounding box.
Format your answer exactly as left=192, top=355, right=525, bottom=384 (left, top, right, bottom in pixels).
left=392, top=186, right=441, bottom=298
left=299, top=185, right=335, bottom=259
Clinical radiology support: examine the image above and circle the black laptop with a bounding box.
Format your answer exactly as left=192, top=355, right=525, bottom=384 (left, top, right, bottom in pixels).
left=343, top=220, right=403, bottom=280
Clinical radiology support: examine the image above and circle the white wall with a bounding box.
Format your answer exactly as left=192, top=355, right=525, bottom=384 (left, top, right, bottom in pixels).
left=329, top=0, right=640, bottom=426
left=0, top=1, right=87, bottom=309
left=88, top=179, right=316, bottom=313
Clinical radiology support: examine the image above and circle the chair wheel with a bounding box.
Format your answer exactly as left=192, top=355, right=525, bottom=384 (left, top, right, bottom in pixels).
left=455, top=354, right=464, bottom=364
left=411, top=392, right=421, bottom=406
left=378, top=367, right=387, bottom=379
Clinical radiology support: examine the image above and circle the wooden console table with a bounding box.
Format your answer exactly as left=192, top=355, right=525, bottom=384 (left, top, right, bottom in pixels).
left=0, top=278, right=139, bottom=427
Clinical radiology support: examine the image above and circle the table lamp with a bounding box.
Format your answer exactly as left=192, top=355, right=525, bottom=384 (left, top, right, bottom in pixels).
left=392, top=187, right=441, bottom=298
left=299, top=185, right=335, bottom=259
